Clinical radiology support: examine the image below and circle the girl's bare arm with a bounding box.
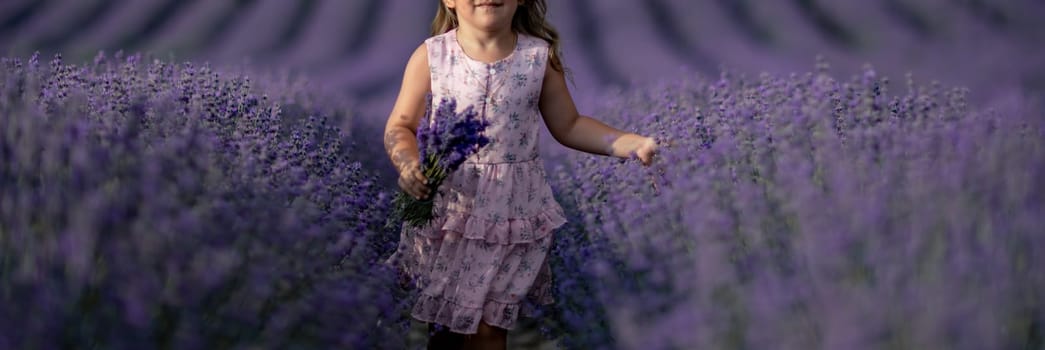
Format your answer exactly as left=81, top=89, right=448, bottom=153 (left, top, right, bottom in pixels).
left=385, top=43, right=432, bottom=199
left=539, top=63, right=656, bottom=165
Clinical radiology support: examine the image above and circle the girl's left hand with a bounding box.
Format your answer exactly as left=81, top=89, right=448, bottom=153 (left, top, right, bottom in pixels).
left=634, top=136, right=658, bottom=166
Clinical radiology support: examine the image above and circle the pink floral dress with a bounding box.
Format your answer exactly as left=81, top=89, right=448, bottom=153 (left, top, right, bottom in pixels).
left=386, top=28, right=567, bottom=335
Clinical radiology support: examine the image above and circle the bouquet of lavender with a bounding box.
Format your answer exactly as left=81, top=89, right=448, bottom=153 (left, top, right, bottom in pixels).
left=393, top=97, right=490, bottom=228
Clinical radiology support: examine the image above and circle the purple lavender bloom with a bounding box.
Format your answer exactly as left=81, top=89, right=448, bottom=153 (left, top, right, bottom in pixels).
left=393, top=96, right=490, bottom=228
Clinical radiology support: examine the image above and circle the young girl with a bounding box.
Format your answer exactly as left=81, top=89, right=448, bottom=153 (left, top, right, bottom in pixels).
left=384, top=1, right=657, bottom=348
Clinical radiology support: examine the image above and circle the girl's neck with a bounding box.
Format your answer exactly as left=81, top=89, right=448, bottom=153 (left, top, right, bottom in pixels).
left=455, top=25, right=516, bottom=51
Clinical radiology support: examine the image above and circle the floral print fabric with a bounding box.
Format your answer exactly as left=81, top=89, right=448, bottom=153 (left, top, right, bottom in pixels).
left=386, top=29, right=567, bottom=335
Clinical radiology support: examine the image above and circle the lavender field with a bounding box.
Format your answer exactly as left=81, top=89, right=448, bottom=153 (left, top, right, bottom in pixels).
left=2, top=1, right=1044, bottom=349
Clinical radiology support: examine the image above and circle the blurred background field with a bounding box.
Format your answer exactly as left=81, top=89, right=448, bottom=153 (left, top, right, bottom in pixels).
left=2, top=1, right=1043, bottom=349
left=3, top=0, right=1043, bottom=111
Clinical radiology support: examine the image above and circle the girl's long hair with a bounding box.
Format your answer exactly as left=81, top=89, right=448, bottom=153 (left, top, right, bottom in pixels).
left=432, top=0, right=568, bottom=75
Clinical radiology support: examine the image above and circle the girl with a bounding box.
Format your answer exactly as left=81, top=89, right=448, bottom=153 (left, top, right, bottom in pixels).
left=384, top=1, right=657, bottom=349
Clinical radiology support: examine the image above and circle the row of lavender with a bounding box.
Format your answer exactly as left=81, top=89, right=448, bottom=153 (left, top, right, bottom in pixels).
left=544, top=65, right=1045, bottom=348
left=0, top=53, right=411, bottom=349
left=2, top=51, right=1042, bottom=349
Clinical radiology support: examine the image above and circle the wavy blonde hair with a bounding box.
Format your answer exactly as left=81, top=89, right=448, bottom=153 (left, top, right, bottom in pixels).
left=432, top=0, right=567, bottom=75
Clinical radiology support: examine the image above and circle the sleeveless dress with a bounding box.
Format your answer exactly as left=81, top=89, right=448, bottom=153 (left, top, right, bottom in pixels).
left=386, top=28, right=568, bottom=335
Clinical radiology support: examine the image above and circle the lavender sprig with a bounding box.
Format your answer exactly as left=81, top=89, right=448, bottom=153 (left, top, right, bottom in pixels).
left=393, top=97, right=490, bottom=228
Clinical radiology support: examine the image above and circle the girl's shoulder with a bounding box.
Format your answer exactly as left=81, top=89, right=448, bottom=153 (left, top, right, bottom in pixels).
left=422, top=29, right=458, bottom=59
left=514, top=31, right=549, bottom=51
left=424, top=29, right=456, bottom=46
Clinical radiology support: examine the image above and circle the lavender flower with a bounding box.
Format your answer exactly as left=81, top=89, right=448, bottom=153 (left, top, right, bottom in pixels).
left=392, top=97, right=490, bottom=228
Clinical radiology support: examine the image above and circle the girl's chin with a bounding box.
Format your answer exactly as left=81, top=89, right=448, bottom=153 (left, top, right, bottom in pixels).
left=461, top=8, right=514, bottom=27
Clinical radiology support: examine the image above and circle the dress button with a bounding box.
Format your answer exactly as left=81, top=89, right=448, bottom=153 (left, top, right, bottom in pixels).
left=489, top=68, right=497, bottom=75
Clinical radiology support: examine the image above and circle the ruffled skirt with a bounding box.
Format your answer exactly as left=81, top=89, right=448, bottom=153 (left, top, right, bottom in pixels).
left=385, top=160, right=566, bottom=334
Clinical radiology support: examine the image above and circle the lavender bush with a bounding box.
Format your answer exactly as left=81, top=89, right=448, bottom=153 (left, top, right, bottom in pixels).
left=0, top=52, right=409, bottom=349
left=543, top=62, right=1044, bottom=349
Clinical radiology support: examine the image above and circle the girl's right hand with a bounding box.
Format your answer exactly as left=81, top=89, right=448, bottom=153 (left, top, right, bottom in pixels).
left=398, top=161, right=431, bottom=200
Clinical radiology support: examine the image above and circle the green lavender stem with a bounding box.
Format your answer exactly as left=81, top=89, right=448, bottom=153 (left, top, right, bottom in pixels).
left=394, top=155, right=452, bottom=228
